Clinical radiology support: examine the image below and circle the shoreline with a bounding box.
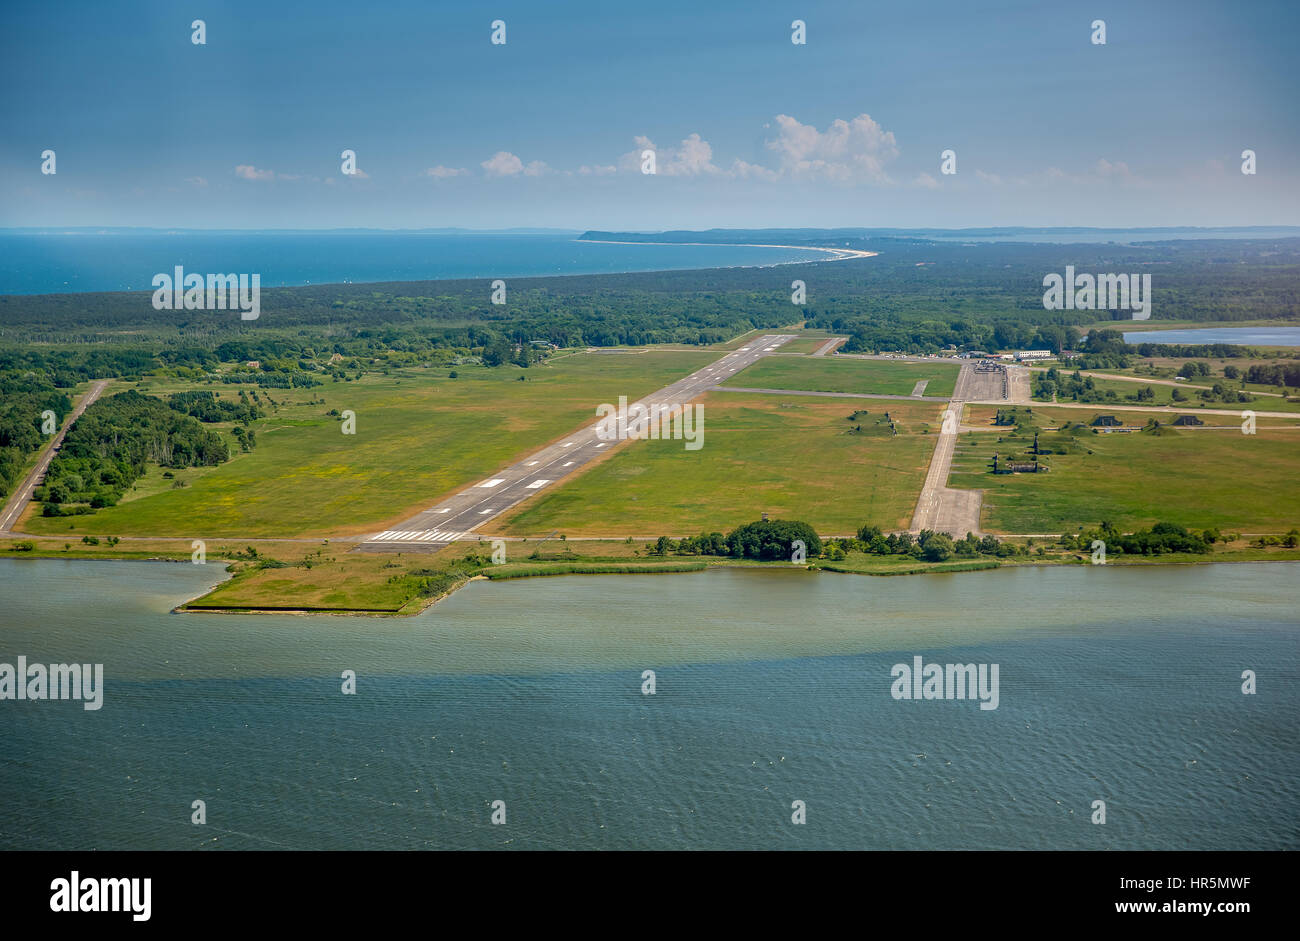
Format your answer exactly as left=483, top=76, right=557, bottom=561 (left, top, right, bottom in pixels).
left=4, top=550, right=1297, bottom=618
left=578, top=238, right=879, bottom=264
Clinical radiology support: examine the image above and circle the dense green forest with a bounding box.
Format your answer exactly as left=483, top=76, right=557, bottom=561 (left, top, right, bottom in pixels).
left=0, top=238, right=1296, bottom=392
left=0, top=373, right=73, bottom=501
left=35, top=390, right=231, bottom=515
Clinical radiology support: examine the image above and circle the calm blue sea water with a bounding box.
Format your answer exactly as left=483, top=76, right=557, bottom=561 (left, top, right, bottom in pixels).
left=0, top=561, right=1295, bottom=851
left=0, top=233, right=830, bottom=295
left=1123, top=327, right=1300, bottom=347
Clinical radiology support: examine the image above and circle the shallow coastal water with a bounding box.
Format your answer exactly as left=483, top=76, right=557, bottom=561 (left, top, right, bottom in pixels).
left=0, top=560, right=1295, bottom=850
left=1122, top=326, right=1300, bottom=347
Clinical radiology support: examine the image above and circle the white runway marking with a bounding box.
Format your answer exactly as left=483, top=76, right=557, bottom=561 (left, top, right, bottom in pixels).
left=478, top=479, right=504, bottom=488
left=562, top=461, right=574, bottom=466
left=526, top=460, right=540, bottom=466
left=526, top=479, right=549, bottom=489
left=369, top=530, right=464, bottom=543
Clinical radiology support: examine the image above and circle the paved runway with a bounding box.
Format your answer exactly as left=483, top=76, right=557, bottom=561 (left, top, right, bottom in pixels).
left=907, top=363, right=1030, bottom=536
left=357, top=335, right=797, bottom=552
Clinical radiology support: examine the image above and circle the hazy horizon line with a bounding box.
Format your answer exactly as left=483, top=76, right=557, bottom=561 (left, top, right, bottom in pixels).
left=4, top=225, right=1299, bottom=236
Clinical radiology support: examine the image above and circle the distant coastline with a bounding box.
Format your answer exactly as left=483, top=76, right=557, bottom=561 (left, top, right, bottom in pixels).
left=578, top=238, right=877, bottom=263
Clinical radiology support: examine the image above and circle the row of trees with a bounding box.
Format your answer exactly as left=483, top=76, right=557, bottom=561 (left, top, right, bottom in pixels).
left=168, top=389, right=264, bottom=424
left=647, top=519, right=823, bottom=561
left=851, top=526, right=1025, bottom=561
left=1058, top=522, right=1215, bottom=556
left=645, top=521, right=1028, bottom=564
left=1242, top=362, right=1300, bottom=389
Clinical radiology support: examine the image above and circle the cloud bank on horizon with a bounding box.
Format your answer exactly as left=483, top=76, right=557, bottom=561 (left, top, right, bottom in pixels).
left=2, top=0, right=1296, bottom=229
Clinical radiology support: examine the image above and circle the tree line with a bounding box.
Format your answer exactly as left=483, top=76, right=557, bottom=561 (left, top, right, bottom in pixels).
left=37, top=390, right=231, bottom=514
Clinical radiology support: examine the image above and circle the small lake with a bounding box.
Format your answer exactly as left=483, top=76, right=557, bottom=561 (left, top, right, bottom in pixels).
left=0, top=560, right=1296, bottom=850
left=1123, top=326, right=1300, bottom=347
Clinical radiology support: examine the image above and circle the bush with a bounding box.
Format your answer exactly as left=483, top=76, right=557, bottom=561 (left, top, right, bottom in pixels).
left=921, top=532, right=955, bottom=562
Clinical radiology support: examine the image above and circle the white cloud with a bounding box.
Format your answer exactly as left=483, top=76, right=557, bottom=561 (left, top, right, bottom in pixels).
left=184, top=176, right=208, bottom=187
left=424, top=165, right=469, bottom=179
left=763, top=113, right=899, bottom=182
left=665, top=133, right=721, bottom=176
left=522, top=160, right=550, bottom=177
left=616, top=114, right=901, bottom=183
left=619, top=134, right=723, bottom=176
left=234, top=165, right=274, bottom=181
left=578, top=164, right=617, bottom=176
left=481, top=151, right=525, bottom=177
left=914, top=172, right=941, bottom=189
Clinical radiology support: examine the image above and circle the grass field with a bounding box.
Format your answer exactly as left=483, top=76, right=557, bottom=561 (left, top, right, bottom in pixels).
left=949, top=404, right=1300, bottom=533
left=182, top=548, right=462, bottom=612
left=20, top=351, right=717, bottom=539
left=772, top=336, right=839, bottom=353
left=722, top=356, right=958, bottom=397
left=494, top=394, right=942, bottom=536
left=1032, top=372, right=1300, bottom=413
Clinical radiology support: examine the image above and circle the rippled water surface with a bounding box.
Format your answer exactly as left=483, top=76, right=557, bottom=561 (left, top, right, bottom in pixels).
left=1, top=560, right=1295, bottom=849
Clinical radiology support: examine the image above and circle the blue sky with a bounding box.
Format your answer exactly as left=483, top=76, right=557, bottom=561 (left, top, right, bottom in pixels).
left=3, top=0, right=1296, bottom=229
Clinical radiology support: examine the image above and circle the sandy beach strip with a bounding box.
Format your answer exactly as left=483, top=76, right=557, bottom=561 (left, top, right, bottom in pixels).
left=579, top=238, right=878, bottom=263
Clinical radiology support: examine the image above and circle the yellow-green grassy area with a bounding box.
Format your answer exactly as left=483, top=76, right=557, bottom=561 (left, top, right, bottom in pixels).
left=17, top=351, right=717, bottom=540
left=493, top=394, right=942, bottom=536
left=948, top=404, right=1300, bottom=534
left=181, top=547, right=466, bottom=613
left=176, top=539, right=718, bottom=612
left=772, top=336, right=839, bottom=354
left=722, top=356, right=959, bottom=397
